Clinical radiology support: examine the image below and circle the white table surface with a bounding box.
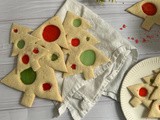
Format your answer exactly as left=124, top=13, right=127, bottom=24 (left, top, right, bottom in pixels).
left=0, top=0, right=160, bottom=120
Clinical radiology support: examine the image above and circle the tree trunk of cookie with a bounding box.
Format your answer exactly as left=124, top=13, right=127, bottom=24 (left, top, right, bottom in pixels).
left=21, top=91, right=35, bottom=107
left=142, top=19, right=154, bottom=31
left=130, top=97, right=142, bottom=107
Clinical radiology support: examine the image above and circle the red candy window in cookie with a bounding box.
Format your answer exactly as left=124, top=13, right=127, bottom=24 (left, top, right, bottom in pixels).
left=13, top=28, right=18, bottom=33
left=42, top=25, right=61, bottom=42
left=22, top=54, right=29, bottom=64
left=71, top=38, right=80, bottom=47
left=71, top=64, right=76, bottom=70
left=43, top=83, right=52, bottom=91
left=33, top=48, right=39, bottom=54
left=139, top=87, right=148, bottom=97
left=142, top=3, right=157, bottom=16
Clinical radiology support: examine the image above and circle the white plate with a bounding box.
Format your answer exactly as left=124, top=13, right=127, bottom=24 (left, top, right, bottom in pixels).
left=120, top=57, right=160, bottom=120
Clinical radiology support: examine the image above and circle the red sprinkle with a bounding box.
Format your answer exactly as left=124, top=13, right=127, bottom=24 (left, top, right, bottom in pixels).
left=135, top=39, right=139, bottom=44
left=123, top=24, right=127, bottom=28
left=43, top=83, right=52, bottom=91
left=120, top=28, right=123, bottom=30
left=71, top=64, right=76, bottom=69
left=139, top=87, right=148, bottom=97
left=131, top=37, right=134, bottom=40
left=22, top=54, right=29, bottom=64
left=142, top=38, right=147, bottom=43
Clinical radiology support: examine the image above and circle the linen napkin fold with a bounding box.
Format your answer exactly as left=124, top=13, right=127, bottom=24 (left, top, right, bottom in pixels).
left=54, top=0, right=138, bottom=119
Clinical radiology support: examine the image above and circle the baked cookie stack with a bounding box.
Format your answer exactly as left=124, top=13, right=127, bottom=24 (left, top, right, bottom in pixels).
left=128, top=68, right=160, bottom=118
left=0, top=11, right=110, bottom=107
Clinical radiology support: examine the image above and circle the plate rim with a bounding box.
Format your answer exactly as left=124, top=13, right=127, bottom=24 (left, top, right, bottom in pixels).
left=120, top=57, right=160, bottom=120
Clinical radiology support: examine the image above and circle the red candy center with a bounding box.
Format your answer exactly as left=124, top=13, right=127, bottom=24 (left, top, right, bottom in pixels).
left=139, top=87, right=148, bottom=97
left=142, top=3, right=157, bottom=16
left=71, top=64, right=76, bottom=69
left=42, top=25, right=61, bottom=42
left=13, top=29, right=18, bottom=33
left=71, top=38, right=80, bottom=47
left=43, top=83, right=52, bottom=91
left=22, top=54, right=29, bottom=64
left=33, top=48, right=39, bottom=54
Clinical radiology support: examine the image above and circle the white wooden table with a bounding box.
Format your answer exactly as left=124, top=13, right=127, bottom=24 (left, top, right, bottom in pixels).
left=0, top=0, right=160, bottom=120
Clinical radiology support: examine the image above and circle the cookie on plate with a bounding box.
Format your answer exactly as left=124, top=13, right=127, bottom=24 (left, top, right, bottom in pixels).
left=128, top=83, right=154, bottom=108
left=148, top=100, right=160, bottom=118
left=126, top=0, right=160, bottom=30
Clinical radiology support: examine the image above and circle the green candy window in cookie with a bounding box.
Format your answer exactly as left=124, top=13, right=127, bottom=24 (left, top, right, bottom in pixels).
left=20, top=67, right=37, bottom=85
left=150, top=78, right=155, bottom=84
left=80, top=50, right=96, bottom=66
left=71, top=38, right=80, bottom=47
left=73, top=18, right=82, bottom=27
left=17, top=40, right=25, bottom=49
left=42, top=25, right=61, bottom=42
left=142, top=2, right=157, bottom=16
left=22, top=54, right=29, bottom=64
left=43, top=83, right=52, bottom=91
left=86, top=37, right=90, bottom=41
left=51, top=53, right=59, bottom=61
left=139, top=87, right=148, bottom=97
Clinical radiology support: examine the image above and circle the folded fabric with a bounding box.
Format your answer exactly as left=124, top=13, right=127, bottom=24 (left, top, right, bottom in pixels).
left=55, top=0, right=138, bottom=119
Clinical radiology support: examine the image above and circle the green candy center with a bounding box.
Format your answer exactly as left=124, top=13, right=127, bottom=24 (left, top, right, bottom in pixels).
left=51, top=54, right=59, bottom=61
left=73, top=19, right=81, bottom=27
left=17, top=40, right=25, bottom=49
left=20, top=67, right=37, bottom=85
left=80, top=50, right=96, bottom=66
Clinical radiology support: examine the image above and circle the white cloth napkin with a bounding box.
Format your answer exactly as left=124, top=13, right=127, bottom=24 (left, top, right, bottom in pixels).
left=54, top=0, right=138, bottom=119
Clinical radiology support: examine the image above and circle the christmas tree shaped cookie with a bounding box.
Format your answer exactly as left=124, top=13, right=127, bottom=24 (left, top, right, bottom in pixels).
left=17, top=44, right=48, bottom=73
left=142, top=73, right=157, bottom=85
left=128, top=83, right=154, bottom=108
left=11, top=23, right=67, bottom=73
left=126, top=0, right=160, bottom=30
left=31, top=16, right=68, bottom=49
left=63, top=11, right=99, bottom=51
left=63, top=11, right=110, bottom=80
left=11, top=23, right=37, bottom=56
left=148, top=100, right=160, bottom=118
left=1, top=63, right=63, bottom=107
left=10, top=24, right=49, bottom=73
left=64, top=44, right=109, bottom=80
left=36, top=41, right=67, bottom=72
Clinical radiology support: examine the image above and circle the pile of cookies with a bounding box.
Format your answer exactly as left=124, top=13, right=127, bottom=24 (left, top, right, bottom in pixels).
left=128, top=68, right=160, bottom=118
left=0, top=11, right=110, bottom=107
